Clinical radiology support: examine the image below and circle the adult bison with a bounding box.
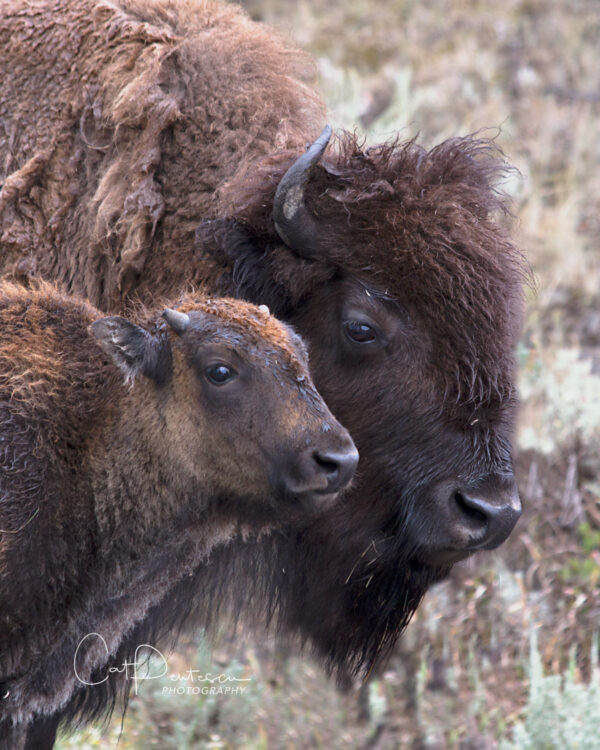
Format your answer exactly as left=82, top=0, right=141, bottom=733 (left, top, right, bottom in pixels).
left=0, top=280, right=357, bottom=749
left=0, top=0, right=524, bottom=718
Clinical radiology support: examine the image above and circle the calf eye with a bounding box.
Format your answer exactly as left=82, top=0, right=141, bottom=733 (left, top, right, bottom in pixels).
left=205, top=364, right=237, bottom=385
left=343, top=320, right=377, bottom=344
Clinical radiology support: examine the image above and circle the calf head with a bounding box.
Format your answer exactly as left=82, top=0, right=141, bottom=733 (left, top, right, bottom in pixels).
left=91, top=295, right=357, bottom=523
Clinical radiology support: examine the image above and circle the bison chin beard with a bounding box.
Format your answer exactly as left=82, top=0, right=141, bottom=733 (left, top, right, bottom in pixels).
left=193, top=525, right=451, bottom=685
left=266, top=532, right=450, bottom=684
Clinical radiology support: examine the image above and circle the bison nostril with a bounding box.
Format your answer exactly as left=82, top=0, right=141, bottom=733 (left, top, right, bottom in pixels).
left=313, top=448, right=358, bottom=493
left=278, top=444, right=357, bottom=501
left=313, top=452, right=339, bottom=477
left=450, top=482, right=522, bottom=551
left=424, top=476, right=521, bottom=561
left=454, top=491, right=488, bottom=525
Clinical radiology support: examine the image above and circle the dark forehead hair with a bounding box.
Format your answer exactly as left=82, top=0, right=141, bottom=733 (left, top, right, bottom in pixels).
left=219, top=131, right=529, bottom=412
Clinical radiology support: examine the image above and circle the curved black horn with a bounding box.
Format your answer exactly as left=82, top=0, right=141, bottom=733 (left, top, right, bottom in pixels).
left=162, top=308, right=190, bottom=335
left=273, top=124, right=332, bottom=257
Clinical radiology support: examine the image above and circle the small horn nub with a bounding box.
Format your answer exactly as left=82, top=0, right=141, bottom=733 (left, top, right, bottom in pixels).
left=273, top=124, right=332, bottom=257
left=162, top=308, right=190, bottom=335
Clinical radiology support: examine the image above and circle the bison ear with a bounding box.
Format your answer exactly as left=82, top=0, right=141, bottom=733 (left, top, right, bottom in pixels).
left=196, top=218, right=259, bottom=266
left=196, top=219, right=293, bottom=315
left=90, top=317, right=172, bottom=386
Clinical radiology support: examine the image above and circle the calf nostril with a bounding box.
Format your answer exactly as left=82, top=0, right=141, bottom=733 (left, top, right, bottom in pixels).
left=279, top=443, right=358, bottom=500
left=313, top=448, right=358, bottom=492
left=313, top=452, right=340, bottom=477
left=454, top=491, right=488, bottom=525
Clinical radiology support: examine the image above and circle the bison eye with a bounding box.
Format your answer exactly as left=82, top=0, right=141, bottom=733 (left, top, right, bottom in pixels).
left=343, top=320, right=377, bottom=344
left=205, top=363, right=237, bottom=385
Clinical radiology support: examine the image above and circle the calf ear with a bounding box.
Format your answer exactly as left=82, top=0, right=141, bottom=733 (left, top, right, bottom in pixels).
left=90, top=317, right=172, bottom=385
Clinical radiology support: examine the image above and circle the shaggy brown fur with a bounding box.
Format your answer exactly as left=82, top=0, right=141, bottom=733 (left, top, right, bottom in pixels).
left=0, top=0, right=323, bottom=308
left=1, top=0, right=527, bottom=734
left=0, top=280, right=355, bottom=749
left=217, top=132, right=526, bottom=410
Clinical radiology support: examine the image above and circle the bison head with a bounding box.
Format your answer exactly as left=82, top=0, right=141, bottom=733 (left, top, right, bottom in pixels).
left=197, top=127, right=526, bottom=677
left=91, top=296, right=358, bottom=523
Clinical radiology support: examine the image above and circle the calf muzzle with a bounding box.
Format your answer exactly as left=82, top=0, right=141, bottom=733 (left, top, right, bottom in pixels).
left=277, top=432, right=358, bottom=507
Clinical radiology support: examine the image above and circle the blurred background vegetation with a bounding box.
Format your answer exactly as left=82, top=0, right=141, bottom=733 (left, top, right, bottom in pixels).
left=58, top=0, right=600, bottom=747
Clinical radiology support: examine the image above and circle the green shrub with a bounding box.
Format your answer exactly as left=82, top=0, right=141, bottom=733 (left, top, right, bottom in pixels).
left=501, top=632, right=600, bottom=750
left=559, top=523, right=600, bottom=590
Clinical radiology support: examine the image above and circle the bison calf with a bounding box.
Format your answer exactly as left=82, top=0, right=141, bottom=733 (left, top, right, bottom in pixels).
left=0, top=281, right=357, bottom=749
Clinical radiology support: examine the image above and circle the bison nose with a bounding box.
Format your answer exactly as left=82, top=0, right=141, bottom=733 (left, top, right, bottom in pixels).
left=312, top=447, right=359, bottom=494
left=279, top=436, right=358, bottom=505
left=452, top=478, right=521, bottom=550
